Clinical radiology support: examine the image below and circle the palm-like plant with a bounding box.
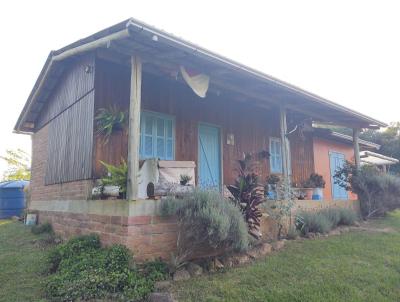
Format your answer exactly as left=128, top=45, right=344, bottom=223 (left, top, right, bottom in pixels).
left=227, top=151, right=269, bottom=239
left=95, top=106, right=127, bottom=144
left=100, top=159, right=128, bottom=198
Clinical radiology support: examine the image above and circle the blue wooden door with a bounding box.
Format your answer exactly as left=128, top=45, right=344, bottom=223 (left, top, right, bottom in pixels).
left=329, top=151, right=348, bottom=200
left=198, top=124, right=221, bottom=190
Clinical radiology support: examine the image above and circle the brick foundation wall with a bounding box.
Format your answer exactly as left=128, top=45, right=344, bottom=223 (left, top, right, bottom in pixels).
left=31, top=125, right=93, bottom=202
left=38, top=210, right=178, bottom=260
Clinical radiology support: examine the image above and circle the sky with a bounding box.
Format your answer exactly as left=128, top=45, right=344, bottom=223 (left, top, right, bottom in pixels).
left=0, top=0, right=399, bottom=176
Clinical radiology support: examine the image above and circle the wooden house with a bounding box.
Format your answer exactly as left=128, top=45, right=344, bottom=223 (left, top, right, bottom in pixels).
left=15, top=18, right=387, bottom=259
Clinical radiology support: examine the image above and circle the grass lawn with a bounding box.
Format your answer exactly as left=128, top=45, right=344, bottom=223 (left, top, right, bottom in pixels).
left=1, top=213, right=400, bottom=302
left=0, top=220, right=48, bottom=302
left=172, top=211, right=400, bottom=302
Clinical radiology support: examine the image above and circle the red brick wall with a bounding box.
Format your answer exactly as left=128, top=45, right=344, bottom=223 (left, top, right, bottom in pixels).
left=31, top=125, right=93, bottom=202
left=38, top=211, right=178, bottom=260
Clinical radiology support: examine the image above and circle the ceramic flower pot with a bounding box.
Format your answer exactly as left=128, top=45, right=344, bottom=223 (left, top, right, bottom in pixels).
left=301, top=188, right=313, bottom=200
left=312, top=187, right=324, bottom=200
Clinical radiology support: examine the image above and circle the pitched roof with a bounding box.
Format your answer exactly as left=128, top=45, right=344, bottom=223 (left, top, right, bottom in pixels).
left=313, top=128, right=381, bottom=150
left=15, top=18, right=387, bottom=133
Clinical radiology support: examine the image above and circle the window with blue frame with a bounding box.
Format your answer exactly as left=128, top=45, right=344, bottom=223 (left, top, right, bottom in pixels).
left=140, top=111, right=174, bottom=160
left=269, top=137, right=283, bottom=173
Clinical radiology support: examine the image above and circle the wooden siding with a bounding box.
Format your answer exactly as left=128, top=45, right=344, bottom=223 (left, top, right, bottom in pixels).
left=93, top=58, right=314, bottom=185
left=92, top=59, right=130, bottom=175
left=34, top=55, right=96, bottom=184
left=289, top=132, right=314, bottom=186
left=36, top=55, right=95, bottom=130
left=45, top=92, right=94, bottom=184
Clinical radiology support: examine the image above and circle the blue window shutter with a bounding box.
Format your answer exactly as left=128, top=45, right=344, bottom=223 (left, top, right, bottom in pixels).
left=270, top=138, right=283, bottom=173
left=166, top=119, right=173, bottom=160
left=139, top=112, right=175, bottom=160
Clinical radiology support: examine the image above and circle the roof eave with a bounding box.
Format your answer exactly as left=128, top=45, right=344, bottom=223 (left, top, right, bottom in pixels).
left=15, top=17, right=388, bottom=133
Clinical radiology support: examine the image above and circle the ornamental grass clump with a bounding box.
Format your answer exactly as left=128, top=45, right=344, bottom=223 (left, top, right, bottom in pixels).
left=161, top=189, right=249, bottom=262
left=296, top=211, right=332, bottom=235
left=296, top=207, right=359, bottom=236
left=44, top=234, right=168, bottom=302
left=337, top=207, right=358, bottom=225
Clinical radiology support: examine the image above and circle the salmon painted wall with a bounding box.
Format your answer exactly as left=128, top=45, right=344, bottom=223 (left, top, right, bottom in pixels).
left=313, top=138, right=357, bottom=200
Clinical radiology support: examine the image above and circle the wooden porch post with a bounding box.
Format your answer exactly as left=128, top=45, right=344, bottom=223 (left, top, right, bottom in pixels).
left=353, top=128, right=361, bottom=170
left=279, top=106, right=291, bottom=190
left=127, top=55, right=142, bottom=200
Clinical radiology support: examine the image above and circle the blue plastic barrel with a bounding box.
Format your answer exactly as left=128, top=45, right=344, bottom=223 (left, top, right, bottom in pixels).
left=0, top=180, right=29, bottom=219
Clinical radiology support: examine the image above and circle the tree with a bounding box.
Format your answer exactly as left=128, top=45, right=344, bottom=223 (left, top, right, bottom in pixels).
left=323, top=123, right=400, bottom=175
left=360, top=123, right=400, bottom=175
left=0, top=149, right=31, bottom=181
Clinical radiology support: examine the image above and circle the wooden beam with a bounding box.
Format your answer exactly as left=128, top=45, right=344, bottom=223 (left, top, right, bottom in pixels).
left=353, top=128, right=361, bottom=170
left=53, top=29, right=130, bottom=61
left=280, top=106, right=291, bottom=195
left=110, top=39, right=370, bottom=129
left=126, top=55, right=142, bottom=200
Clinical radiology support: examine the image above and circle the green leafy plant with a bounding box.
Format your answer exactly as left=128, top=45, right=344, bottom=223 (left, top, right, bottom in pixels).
left=264, top=178, right=296, bottom=238
left=334, top=162, right=400, bottom=218
left=141, top=258, right=169, bottom=281
left=31, top=222, right=53, bottom=235
left=95, top=106, right=127, bottom=144
left=44, top=234, right=167, bottom=301
left=303, top=173, right=326, bottom=188
left=286, top=226, right=300, bottom=240
left=179, top=174, right=192, bottom=186
left=100, top=159, right=128, bottom=198
left=161, top=189, right=249, bottom=262
left=266, top=174, right=280, bottom=185
left=227, top=151, right=269, bottom=239
left=0, top=148, right=31, bottom=181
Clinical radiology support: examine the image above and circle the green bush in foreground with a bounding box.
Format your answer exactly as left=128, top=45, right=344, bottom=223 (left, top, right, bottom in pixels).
left=44, top=234, right=168, bottom=301
left=161, top=190, right=249, bottom=261
left=31, top=222, right=53, bottom=235
left=296, top=208, right=358, bottom=235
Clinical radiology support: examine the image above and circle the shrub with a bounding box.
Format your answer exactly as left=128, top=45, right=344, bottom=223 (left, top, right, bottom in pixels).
left=335, top=162, right=400, bottom=218
left=337, top=208, right=358, bottom=225
left=320, top=208, right=341, bottom=228
left=286, top=226, right=300, bottom=240
left=44, top=234, right=167, bottom=301
left=141, top=258, right=169, bottom=281
left=296, top=208, right=359, bottom=236
left=161, top=189, right=249, bottom=261
left=295, top=211, right=332, bottom=235
left=31, top=222, right=53, bottom=235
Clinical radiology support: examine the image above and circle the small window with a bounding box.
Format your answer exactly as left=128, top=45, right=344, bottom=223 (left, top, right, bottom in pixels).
left=269, top=137, right=283, bottom=173
left=140, top=111, right=174, bottom=160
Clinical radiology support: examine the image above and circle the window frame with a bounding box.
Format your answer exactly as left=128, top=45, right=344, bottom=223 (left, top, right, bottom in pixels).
left=139, top=110, right=175, bottom=160
left=269, top=137, right=283, bottom=174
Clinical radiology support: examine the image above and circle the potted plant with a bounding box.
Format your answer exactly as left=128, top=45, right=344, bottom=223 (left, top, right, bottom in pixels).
left=302, top=173, right=325, bottom=200
left=179, top=174, right=192, bottom=186
left=265, top=174, right=280, bottom=200
left=98, top=159, right=128, bottom=199
left=95, top=106, right=127, bottom=144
